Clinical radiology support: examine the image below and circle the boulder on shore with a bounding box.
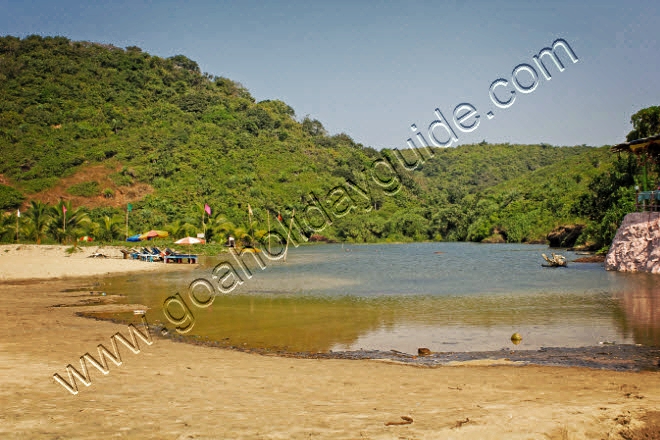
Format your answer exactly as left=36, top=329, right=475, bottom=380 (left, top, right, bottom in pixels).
left=547, top=224, right=585, bottom=248
left=481, top=233, right=506, bottom=244
left=605, top=212, right=660, bottom=274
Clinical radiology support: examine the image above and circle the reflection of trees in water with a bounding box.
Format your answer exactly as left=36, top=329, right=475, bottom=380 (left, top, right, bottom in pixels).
left=615, top=276, right=660, bottom=346
left=102, top=270, right=660, bottom=352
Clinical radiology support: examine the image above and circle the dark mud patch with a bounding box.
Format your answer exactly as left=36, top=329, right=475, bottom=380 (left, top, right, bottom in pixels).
left=574, top=255, right=606, bottom=263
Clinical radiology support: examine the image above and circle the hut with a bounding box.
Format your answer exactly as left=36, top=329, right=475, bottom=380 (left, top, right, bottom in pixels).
left=611, top=134, right=660, bottom=211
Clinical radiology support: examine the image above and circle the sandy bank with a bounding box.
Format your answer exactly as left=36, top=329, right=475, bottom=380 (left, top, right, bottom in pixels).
left=0, top=279, right=659, bottom=439
left=0, top=244, right=187, bottom=281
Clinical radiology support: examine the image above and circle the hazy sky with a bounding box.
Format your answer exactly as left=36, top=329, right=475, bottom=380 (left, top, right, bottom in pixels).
left=1, top=0, right=658, bottom=149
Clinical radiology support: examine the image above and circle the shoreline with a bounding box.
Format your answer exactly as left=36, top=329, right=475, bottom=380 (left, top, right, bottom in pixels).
left=1, top=277, right=659, bottom=438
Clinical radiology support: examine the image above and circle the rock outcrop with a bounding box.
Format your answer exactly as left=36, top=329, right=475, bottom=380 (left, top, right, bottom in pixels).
left=605, top=212, right=660, bottom=273
left=547, top=224, right=585, bottom=248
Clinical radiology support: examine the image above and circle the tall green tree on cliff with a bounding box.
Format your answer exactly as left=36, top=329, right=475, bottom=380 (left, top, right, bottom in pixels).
left=626, top=106, right=660, bottom=141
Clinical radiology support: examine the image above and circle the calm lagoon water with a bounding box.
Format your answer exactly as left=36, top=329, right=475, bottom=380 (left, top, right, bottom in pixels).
left=97, top=243, right=660, bottom=354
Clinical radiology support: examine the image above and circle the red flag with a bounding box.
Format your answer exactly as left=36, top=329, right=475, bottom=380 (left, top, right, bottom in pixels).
left=62, top=205, right=67, bottom=214
left=277, top=212, right=283, bottom=222
left=204, top=203, right=211, bottom=216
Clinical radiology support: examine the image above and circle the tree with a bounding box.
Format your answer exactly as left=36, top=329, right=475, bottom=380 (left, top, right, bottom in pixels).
left=0, top=184, right=24, bottom=210
left=48, top=201, right=89, bottom=243
left=24, top=201, right=51, bottom=244
left=165, top=219, right=197, bottom=240
left=622, top=106, right=660, bottom=191
left=168, top=55, right=200, bottom=73
left=91, top=215, right=123, bottom=242
left=626, top=106, right=660, bottom=141
left=301, top=116, right=326, bottom=137
left=572, top=155, right=638, bottom=249
left=0, top=212, right=17, bottom=242
left=208, top=215, right=237, bottom=244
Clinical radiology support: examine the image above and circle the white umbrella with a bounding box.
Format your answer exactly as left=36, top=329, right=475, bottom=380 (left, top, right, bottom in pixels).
left=175, top=237, right=203, bottom=245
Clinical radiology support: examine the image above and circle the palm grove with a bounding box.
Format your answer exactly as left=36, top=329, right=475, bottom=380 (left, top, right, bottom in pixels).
left=0, top=35, right=658, bottom=251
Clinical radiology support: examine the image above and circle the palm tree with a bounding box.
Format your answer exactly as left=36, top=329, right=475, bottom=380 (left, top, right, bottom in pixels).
left=165, top=219, right=197, bottom=240
left=0, top=212, right=16, bottom=242
left=24, top=200, right=51, bottom=244
left=165, top=220, right=184, bottom=240
left=48, top=201, right=90, bottom=243
left=20, top=222, right=37, bottom=243
left=209, top=215, right=235, bottom=244
left=94, top=215, right=123, bottom=242
left=231, top=226, right=251, bottom=247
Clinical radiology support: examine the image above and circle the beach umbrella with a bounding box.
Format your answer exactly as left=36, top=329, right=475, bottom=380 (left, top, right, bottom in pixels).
left=139, top=230, right=169, bottom=240
left=175, top=236, right=204, bottom=245
left=139, top=231, right=158, bottom=240
left=126, top=234, right=142, bottom=242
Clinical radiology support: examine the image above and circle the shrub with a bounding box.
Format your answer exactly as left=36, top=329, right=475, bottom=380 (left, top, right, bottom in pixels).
left=0, top=184, right=24, bottom=210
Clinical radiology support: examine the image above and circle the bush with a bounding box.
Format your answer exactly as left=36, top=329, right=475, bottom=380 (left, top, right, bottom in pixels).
left=109, top=172, right=132, bottom=186
left=0, top=184, right=24, bottom=210
left=20, top=177, right=59, bottom=194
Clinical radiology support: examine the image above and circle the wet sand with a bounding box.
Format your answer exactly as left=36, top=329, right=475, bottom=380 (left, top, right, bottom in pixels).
left=1, top=276, right=660, bottom=439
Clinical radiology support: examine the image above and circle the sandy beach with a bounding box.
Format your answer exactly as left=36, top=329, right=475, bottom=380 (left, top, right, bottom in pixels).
left=0, top=244, right=188, bottom=281
left=0, top=247, right=659, bottom=439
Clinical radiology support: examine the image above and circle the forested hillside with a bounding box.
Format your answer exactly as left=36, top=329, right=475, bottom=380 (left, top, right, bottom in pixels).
left=0, top=35, right=631, bottom=247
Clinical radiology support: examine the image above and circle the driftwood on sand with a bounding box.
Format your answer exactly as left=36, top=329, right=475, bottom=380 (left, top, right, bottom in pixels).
left=542, top=253, right=567, bottom=267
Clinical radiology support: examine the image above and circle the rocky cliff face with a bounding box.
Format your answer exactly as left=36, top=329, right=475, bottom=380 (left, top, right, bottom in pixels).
left=605, top=212, right=660, bottom=274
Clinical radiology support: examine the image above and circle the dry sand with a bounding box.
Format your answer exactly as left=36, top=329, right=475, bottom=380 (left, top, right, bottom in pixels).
left=0, top=247, right=659, bottom=439
left=0, top=244, right=187, bottom=281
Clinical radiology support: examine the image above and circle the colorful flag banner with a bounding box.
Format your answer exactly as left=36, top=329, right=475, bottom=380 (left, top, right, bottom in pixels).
left=16, top=209, right=20, bottom=218
left=62, top=205, right=67, bottom=214
left=127, top=203, right=133, bottom=212
left=248, top=204, right=253, bottom=216
left=204, top=203, right=211, bottom=216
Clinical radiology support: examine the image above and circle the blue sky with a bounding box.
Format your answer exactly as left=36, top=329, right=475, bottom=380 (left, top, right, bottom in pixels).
left=1, top=0, right=659, bottom=149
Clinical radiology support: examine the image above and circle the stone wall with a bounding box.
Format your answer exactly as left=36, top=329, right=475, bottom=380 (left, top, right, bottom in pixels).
left=605, top=212, right=660, bottom=273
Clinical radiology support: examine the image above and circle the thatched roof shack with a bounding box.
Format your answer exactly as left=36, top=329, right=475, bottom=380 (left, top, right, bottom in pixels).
left=611, top=134, right=660, bottom=163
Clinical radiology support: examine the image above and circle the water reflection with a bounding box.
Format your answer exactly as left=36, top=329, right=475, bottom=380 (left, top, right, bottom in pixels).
left=614, top=274, right=660, bottom=346
left=96, top=243, right=660, bottom=354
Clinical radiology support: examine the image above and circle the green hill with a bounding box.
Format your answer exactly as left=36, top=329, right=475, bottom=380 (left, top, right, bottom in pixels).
left=0, top=35, right=625, bottom=247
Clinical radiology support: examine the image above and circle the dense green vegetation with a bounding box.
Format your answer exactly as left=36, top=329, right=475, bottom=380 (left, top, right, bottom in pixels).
left=0, top=35, right=653, bottom=248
